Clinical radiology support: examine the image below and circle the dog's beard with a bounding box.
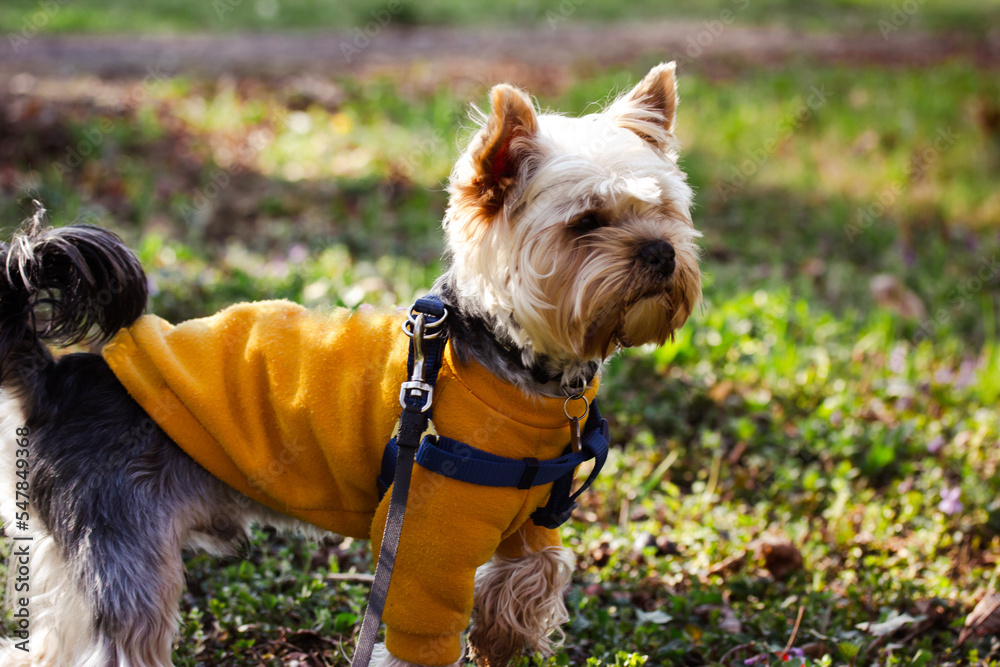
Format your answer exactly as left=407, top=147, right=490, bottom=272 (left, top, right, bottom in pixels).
left=554, top=280, right=697, bottom=360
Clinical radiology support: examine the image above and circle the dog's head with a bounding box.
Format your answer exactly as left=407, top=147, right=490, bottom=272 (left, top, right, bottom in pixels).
left=444, top=62, right=701, bottom=363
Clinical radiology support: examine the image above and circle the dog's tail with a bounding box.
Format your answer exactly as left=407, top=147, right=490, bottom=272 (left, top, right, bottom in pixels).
left=0, top=204, right=147, bottom=414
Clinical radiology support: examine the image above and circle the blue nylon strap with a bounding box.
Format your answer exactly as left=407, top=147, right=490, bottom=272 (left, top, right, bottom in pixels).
left=377, top=400, right=610, bottom=528
left=530, top=406, right=610, bottom=528
left=396, top=296, right=447, bottom=443
left=404, top=295, right=446, bottom=388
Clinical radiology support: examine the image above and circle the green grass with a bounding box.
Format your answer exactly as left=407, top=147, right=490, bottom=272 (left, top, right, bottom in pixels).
left=1, top=56, right=999, bottom=665
left=2, top=0, right=999, bottom=34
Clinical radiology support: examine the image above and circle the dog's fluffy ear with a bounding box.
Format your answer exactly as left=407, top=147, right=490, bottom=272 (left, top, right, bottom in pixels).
left=608, top=62, right=679, bottom=150
left=469, top=84, right=539, bottom=213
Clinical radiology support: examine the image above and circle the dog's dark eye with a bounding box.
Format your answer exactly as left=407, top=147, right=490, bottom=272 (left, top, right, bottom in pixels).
left=570, top=213, right=603, bottom=234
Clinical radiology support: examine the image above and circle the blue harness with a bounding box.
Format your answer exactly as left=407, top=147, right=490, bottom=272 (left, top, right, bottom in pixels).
left=353, top=295, right=610, bottom=666
left=376, top=295, right=610, bottom=529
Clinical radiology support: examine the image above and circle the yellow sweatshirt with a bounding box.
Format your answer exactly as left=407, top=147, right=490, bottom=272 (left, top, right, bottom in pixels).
left=102, top=300, right=598, bottom=666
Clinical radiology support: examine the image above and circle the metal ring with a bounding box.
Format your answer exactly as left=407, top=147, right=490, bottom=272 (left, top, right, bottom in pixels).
left=563, top=393, right=590, bottom=422
left=422, top=307, right=449, bottom=328
left=403, top=307, right=448, bottom=338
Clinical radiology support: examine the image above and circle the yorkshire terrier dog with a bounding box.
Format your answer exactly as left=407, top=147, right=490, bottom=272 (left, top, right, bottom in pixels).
left=0, top=62, right=700, bottom=666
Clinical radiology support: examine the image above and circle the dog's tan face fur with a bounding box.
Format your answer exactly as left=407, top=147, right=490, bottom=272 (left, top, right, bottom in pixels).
left=445, top=62, right=701, bottom=363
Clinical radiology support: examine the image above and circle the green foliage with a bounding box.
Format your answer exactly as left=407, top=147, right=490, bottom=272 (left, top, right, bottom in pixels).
left=2, top=0, right=998, bottom=34
left=1, top=36, right=998, bottom=667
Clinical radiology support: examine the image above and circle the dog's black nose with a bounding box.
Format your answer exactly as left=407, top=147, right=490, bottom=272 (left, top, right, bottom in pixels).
left=639, top=240, right=675, bottom=279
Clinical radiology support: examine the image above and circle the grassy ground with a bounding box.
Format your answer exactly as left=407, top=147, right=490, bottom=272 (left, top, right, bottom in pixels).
left=1, top=23, right=1000, bottom=667
left=2, top=0, right=999, bottom=35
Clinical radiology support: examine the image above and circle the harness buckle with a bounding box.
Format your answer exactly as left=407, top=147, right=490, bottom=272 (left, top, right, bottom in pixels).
left=398, top=380, right=434, bottom=411
left=531, top=502, right=578, bottom=530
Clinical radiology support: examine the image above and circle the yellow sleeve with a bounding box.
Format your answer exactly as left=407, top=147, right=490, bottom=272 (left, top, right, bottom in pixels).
left=370, top=466, right=528, bottom=666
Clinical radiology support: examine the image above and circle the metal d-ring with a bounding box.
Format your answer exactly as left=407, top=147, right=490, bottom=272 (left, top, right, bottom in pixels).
left=402, top=307, right=449, bottom=340
left=563, top=393, right=590, bottom=422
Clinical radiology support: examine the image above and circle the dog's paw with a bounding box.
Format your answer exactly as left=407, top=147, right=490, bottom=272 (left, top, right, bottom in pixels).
left=469, top=545, right=575, bottom=666
left=370, top=642, right=463, bottom=667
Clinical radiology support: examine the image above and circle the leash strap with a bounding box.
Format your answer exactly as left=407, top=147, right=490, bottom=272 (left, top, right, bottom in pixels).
left=351, top=296, right=447, bottom=667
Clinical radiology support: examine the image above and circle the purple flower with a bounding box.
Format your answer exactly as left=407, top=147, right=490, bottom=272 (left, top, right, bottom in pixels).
left=287, top=243, right=309, bottom=264
left=743, top=648, right=806, bottom=666
left=889, top=347, right=906, bottom=374
left=954, top=358, right=978, bottom=390
left=938, top=487, right=963, bottom=515
left=781, top=648, right=805, bottom=662
left=268, top=258, right=288, bottom=277
left=926, top=435, right=945, bottom=454
left=934, top=367, right=954, bottom=385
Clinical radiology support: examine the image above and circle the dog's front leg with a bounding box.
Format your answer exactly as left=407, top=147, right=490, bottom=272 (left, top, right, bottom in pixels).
left=368, top=468, right=515, bottom=666
left=469, top=523, right=575, bottom=667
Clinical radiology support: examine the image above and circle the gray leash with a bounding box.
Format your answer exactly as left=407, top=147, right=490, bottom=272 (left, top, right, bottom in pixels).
left=351, top=439, right=417, bottom=666
left=352, top=299, right=448, bottom=666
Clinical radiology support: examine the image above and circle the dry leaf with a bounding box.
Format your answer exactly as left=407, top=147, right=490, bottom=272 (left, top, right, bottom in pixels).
left=959, top=592, right=1000, bottom=645
left=851, top=129, right=880, bottom=155
left=719, top=608, right=742, bottom=634
left=800, top=642, right=827, bottom=658
left=708, top=379, right=735, bottom=403
left=632, top=531, right=656, bottom=556
left=707, top=551, right=747, bottom=577
left=857, top=613, right=922, bottom=636
left=589, top=541, right=612, bottom=568
left=693, top=603, right=742, bottom=634
left=636, top=609, right=673, bottom=625
left=800, top=257, right=826, bottom=278
left=655, top=534, right=680, bottom=556
left=870, top=274, right=926, bottom=320
left=755, top=538, right=804, bottom=580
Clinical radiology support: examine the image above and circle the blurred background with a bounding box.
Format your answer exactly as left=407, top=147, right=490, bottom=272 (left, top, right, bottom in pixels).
left=1, top=2, right=999, bottom=665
